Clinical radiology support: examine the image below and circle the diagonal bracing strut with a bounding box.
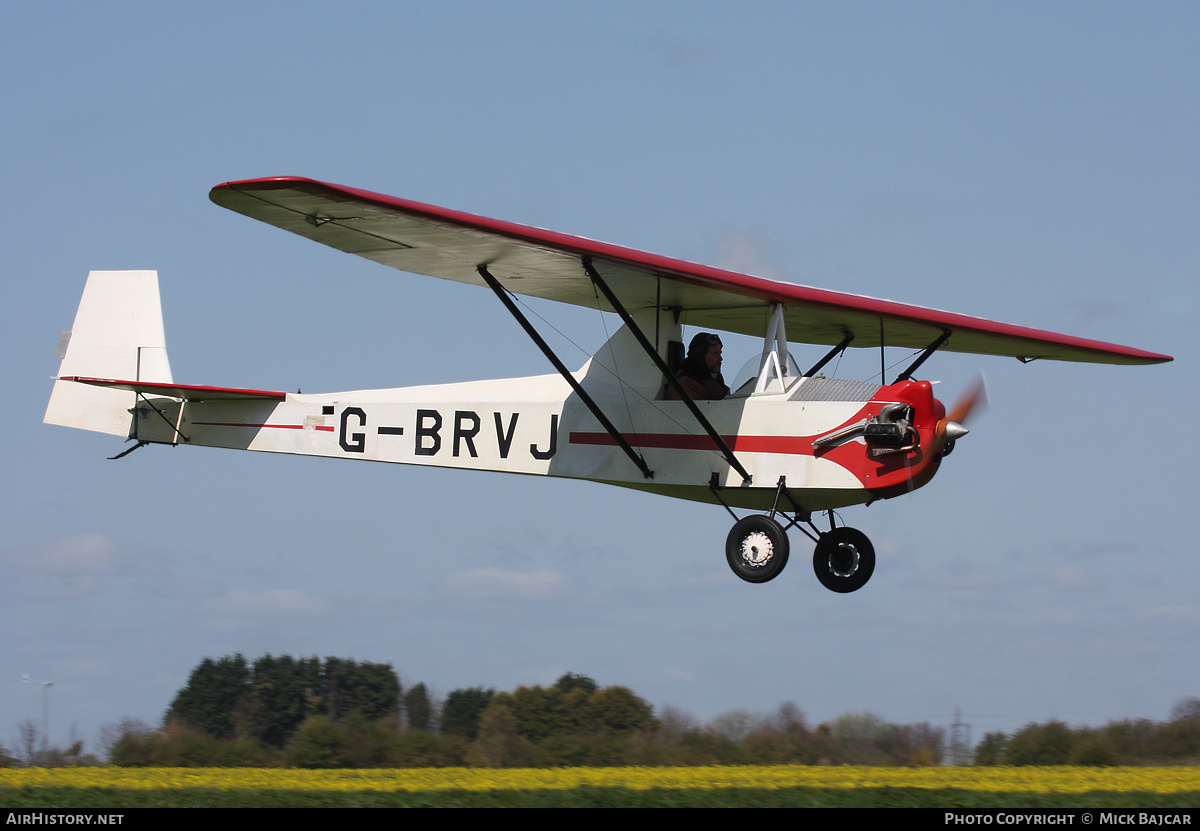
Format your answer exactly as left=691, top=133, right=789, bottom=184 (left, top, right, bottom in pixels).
left=582, top=257, right=752, bottom=485
left=892, top=330, right=951, bottom=384
left=804, top=333, right=855, bottom=378
left=478, top=265, right=653, bottom=480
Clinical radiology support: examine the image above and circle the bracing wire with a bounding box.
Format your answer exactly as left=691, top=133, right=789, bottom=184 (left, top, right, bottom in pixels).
left=591, top=282, right=638, bottom=436
left=512, top=295, right=713, bottom=447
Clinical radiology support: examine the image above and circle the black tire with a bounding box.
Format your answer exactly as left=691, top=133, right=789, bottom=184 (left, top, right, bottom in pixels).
left=813, top=527, right=875, bottom=593
left=726, top=515, right=789, bottom=583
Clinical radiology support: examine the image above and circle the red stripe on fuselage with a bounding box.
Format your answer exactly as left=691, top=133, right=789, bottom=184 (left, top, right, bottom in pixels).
left=192, top=421, right=335, bottom=432
left=568, top=432, right=817, bottom=455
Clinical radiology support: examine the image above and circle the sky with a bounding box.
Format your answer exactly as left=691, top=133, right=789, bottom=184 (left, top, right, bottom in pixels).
left=2, top=1, right=1196, bottom=756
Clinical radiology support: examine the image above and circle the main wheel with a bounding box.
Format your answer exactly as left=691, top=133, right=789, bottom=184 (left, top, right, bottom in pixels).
left=813, top=526, right=875, bottom=593
left=726, top=515, right=789, bottom=583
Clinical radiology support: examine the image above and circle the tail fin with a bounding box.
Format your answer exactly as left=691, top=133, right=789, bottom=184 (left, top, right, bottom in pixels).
left=44, top=271, right=173, bottom=437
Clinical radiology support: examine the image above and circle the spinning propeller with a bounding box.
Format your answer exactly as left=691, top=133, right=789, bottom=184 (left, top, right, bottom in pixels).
left=934, top=374, right=988, bottom=456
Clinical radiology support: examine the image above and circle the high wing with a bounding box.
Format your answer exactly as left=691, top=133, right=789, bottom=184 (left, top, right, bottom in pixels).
left=210, top=177, right=1171, bottom=366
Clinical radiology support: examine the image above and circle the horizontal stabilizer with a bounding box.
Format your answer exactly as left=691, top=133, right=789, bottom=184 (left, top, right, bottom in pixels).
left=61, top=377, right=287, bottom=402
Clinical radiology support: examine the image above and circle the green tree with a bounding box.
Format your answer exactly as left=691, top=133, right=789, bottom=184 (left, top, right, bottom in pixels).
left=350, top=661, right=402, bottom=722
left=708, top=709, right=763, bottom=742
left=825, top=712, right=890, bottom=765
left=441, top=687, right=495, bottom=739
left=110, top=721, right=278, bottom=767
left=1005, top=721, right=1074, bottom=765
left=881, top=722, right=944, bottom=766
left=1170, top=696, right=1200, bottom=722
left=287, top=715, right=348, bottom=768
left=404, top=682, right=433, bottom=731
left=675, top=729, right=745, bottom=765
left=1070, top=730, right=1117, bottom=766
left=767, top=701, right=808, bottom=736
left=1097, top=719, right=1157, bottom=764
left=469, top=700, right=530, bottom=767
left=166, top=654, right=402, bottom=749
left=1157, top=700, right=1200, bottom=761
left=553, top=672, right=598, bottom=695
left=323, top=658, right=401, bottom=723
left=587, top=686, right=654, bottom=733
left=105, top=719, right=158, bottom=766
left=974, top=732, right=1008, bottom=765
left=392, top=728, right=466, bottom=768
left=245, top=654, right=320, bottom=747
left=165, top=655, right=251, bottom=739
left=502, top=686, right=575, bottom=742
left=740, top=702, right=812, bottom=764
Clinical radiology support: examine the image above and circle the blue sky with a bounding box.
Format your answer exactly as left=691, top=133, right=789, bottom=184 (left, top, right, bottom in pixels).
left=2, top=1, right=1195, bottom=754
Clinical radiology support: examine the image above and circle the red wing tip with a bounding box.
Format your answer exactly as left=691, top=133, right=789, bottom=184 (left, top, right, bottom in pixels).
left=211, top=176, right=321, bottom=192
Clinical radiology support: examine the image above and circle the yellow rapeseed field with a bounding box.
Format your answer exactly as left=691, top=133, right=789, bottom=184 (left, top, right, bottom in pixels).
left=2, top=766, right=1199, bottom=794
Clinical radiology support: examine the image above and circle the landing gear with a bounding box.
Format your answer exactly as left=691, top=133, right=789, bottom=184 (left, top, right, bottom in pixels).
left=725, top=515, right=789, bottom=583
left=713, top=477, right=875, bottom=591
left=812, top=526, right=875, bottom=593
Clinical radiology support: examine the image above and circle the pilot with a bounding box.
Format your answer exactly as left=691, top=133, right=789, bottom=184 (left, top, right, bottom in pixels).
left=666, top=332, right=730, bottom=401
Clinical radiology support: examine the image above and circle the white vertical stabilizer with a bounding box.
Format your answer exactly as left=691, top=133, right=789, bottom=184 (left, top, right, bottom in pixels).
left=44, top=271, right=173, bottom=436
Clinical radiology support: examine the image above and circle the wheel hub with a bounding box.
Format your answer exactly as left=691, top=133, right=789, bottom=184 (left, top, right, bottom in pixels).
left=740, top=531, right=774, bottom=567
left=828, top=542, right=859, bottom=577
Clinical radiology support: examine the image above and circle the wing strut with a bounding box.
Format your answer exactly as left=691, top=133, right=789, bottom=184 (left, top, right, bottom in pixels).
left=893, top=331, right=951, bottom=384
left=804, top=333, right=855, bottom=377
left=758, top=303, right=791, bottom=391
left=477, top=265, right=653, bottom=480
left=582, top=258, right=753, bottom=485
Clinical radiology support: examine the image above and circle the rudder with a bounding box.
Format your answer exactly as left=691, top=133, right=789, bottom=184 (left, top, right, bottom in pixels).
left=44, top=271, right=174, bottom=437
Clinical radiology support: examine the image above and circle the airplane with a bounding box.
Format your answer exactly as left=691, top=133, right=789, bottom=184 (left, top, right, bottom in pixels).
left=44, top=177, right=1172, bottom=592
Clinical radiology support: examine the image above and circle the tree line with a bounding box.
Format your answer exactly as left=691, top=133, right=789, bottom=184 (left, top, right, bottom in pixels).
left=973, top=697, right=1200, bottom=767
left=6, top=654, right=1200, bottom=767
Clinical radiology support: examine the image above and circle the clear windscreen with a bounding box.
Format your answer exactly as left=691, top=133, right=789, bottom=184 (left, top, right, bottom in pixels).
left=729, top=352, right=802, bottom=397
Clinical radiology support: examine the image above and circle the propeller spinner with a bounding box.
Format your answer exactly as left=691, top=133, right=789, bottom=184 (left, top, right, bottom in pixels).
left=936, top=374, right=988, bottom=456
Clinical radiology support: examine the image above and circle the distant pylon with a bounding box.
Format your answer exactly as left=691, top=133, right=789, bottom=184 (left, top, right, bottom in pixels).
left=949, top=706, right=972, bottom=765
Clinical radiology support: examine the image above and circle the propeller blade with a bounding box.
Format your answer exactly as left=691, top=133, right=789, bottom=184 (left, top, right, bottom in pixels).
left=947, top=374, right=988, bottom=425
left=934, top=373, right=988, bottom=455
